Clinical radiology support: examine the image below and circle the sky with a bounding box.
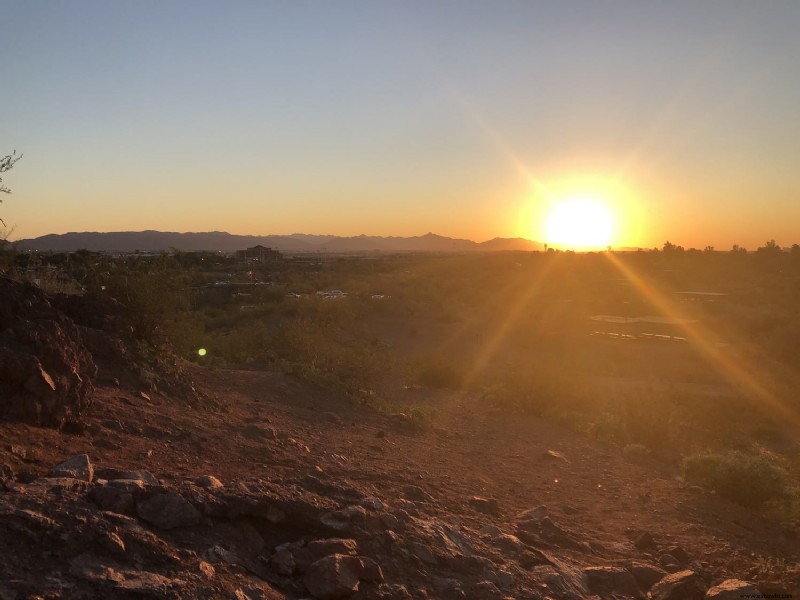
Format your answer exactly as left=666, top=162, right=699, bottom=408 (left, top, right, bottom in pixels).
left=2, top=1, right=799, bottom=249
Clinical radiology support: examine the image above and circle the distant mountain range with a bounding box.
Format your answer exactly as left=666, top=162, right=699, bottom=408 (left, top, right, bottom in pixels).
left=16, top=231, right=544, bottom=254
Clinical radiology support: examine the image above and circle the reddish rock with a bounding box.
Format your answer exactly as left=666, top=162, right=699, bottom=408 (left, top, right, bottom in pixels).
left=706, top=579, right=761, bottom=599
left=650, top=570, right=707, bottom=600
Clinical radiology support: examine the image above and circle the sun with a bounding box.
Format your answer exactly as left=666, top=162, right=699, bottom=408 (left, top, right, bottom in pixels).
left=543, top=197, right=614, bottom=249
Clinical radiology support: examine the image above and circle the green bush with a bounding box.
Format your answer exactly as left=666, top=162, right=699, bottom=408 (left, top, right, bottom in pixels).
left=683, top=451, right=789, bottom=508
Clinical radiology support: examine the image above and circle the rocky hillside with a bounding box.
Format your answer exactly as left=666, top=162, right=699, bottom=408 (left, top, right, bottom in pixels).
left=0, top=277, right=798, bottom=599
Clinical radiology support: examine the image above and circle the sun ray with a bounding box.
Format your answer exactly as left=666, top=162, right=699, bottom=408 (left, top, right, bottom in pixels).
left=604, top=252, right=800, bottom=428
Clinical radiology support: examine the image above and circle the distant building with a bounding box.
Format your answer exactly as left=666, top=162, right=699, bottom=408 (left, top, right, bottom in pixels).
left=236, top=245, right=281, bottom=262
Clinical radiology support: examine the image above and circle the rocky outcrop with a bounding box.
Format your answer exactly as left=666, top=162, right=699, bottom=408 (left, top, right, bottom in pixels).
left=0, top=277, right=97, bottom=428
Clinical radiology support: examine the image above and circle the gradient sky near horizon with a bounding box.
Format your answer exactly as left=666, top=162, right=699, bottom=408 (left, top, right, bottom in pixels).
left=2, top=1, right=799, bottom=248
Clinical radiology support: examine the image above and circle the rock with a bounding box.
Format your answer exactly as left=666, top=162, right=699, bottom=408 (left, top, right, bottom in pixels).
left=378, top=583, right=412, bottom=599
left=357, top=557, right=384, bottom=582
left=0, top=462, right=13, bottom=485
left=583, top=566, right=643, bottom=598
left=205, top=545, right=240, bottom=565
left=360, top=496, right=383, bottom=511
left=659, top=553, right=682, bottom=572
left=628, top=561, right=668, bottom=591
left=544, top=449, right=569, bottom=462
left=487, top=568, right=514, bottom=589
left=9, top=445, right=26, bottom=460
left=705, top=579, right=761, bottom=598
left=518, top=505, right=548, bottom=524
left=69, top=553, right=184, bottom=594
left=491, top=533, right=525, bottom=554
left=97, top=531, right=127, bottom=555
left=402, top=484, right=434, bottom=502
left=411, top=542, right=437, bottom=565
left=650, top=570, right=707, bottom=600
left=241, top=423, right=278, bottom=440
left=531, top=563, right=588, bottom=599
left=666, top=545, right=690, bottom=565
left=303, top=553, right=362, bottom=600
left=307, top=538, right=359, bottom=558
left=95, top=468, right=159, bottom=486
left=90, top=480, right=145, bottom=513
left=634, top=531, right=657, bottom=550
left=758, top=582, right=793, bottom=597
left=270, top=549, right=295, bottom=576
left=49, top=454, right=94, bottom=482
left=320, top=412, right=342, bottom=424
left=198, top=560, right=215, bottom=578
left=196, top=475, right=224, bottom=489
left=469, top=496, right=501, bottom=516
left=136, top=490, right=202, bottom=529
left=471, top=580, right=505, bottom=599
left=321, top=505, right=367, bottom=532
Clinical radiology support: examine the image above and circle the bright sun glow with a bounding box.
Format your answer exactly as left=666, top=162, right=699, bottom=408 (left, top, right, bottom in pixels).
left=544, top=197, right=614, bottom=249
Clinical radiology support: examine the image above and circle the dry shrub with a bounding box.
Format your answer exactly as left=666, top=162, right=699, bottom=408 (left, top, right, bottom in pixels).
left=683, top=450, right=789, bottom=508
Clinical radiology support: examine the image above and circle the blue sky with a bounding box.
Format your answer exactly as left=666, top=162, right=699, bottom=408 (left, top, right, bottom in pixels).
left=2, top=1, right=799, bottom=247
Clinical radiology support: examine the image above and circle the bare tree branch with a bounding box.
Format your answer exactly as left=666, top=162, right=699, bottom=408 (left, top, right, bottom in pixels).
left=0, top=151, right=23, bottom=195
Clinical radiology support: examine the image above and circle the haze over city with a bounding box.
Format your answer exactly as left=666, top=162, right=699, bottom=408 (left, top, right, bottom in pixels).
left=2, top=1, right=800, bottom=249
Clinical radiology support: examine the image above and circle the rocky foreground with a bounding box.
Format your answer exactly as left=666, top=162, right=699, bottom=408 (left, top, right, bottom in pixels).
left=1, top=276, right=798, bottom=598
left=2, top=366, right=798, bottom=600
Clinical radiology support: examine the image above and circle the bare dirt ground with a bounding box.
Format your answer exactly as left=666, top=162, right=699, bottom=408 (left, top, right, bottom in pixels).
left=2, top=362, right=798, bottom=599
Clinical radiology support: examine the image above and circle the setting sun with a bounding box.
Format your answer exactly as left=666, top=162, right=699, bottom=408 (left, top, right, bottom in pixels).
left=544, top=197, right=614, bottom=249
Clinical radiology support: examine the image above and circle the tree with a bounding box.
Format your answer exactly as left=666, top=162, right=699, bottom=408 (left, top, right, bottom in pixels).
left=756, top=239, right=782, bottom=254
left=0, top=151, right=22, bottom=227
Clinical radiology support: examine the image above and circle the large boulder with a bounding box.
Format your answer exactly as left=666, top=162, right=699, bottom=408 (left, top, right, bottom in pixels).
left=0, top=277, right=96, bottom=428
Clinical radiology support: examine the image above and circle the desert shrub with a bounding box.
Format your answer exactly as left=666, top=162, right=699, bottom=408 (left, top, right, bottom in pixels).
left=622, top=443, right=651, bottom=465
left=683, top=451, right=789, bottom=508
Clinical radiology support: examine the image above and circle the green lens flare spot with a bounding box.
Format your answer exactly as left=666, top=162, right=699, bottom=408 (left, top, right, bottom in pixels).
left=198, top=348, right=207, bottom=357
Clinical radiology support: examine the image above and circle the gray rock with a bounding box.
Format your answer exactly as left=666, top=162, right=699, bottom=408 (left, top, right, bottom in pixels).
left=49, top=454, right=93, bottom=482
left=650, top=570, right=707, bottom=600
left=303, top=553, right=362, bottom=600
left=705, top=579, right=761, bottom=599
left=136, top=491, right=202, bottom=529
